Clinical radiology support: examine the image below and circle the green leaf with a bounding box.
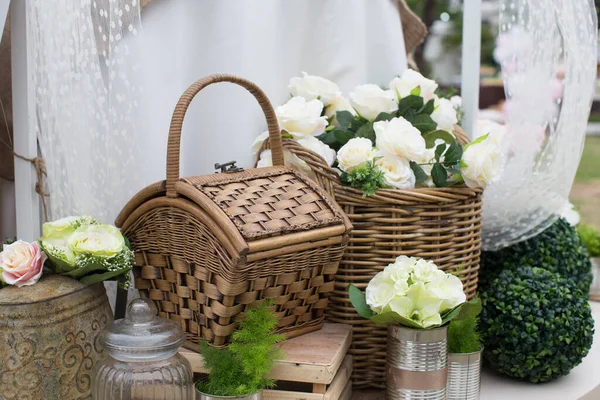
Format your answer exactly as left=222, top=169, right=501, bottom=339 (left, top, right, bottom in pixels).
left=316, top=131, right=338, bottom=147
left=325, top=124, right=336, bottom=132
left=79, top=267, right=130, bottom=286
left=441, top=304, right=463, bottom=325
left=397, top=95, right=424, bottom=116
left=434, top=143, right=446, bottom=162
left=374, top=112, right=396, bottom=122
left=370, top=311, right=425, bottom=329
left=333, top=130, right=354, bottom=147
left=62, top=261, right=107, bottom=279
left=423, top=130, right=456, bottom=148
left=463, top=133, right=489, bottom=151
left=422, top=99, right=435, bottom=115
left=405, top=114, right=437, bottom=134
left=431, top=163, right=448, bottom=187
left=124, top=235, right=132, bottom=250
left=350, top=117, right=367, bottom=131
left=410, top=86, right=421, bottom=96
left=443, top=142, right=463, bottom=165
left=336, top=110, right=355, bottom=129
left=410, top=161, right=428, bottom=184
left=348, top=285, right=374, bottom=319
left=355, top=122, right=375, bottom=144
left=281, top=132, right=294, bottom=139
left=455, top=297, right=482, bottom=321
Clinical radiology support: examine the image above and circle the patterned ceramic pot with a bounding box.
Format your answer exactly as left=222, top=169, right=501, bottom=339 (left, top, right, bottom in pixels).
left=0, top=274, right=113, bottom=400
left=447, top=348, right=483, bottom=400
left=386, top=325, right=448, bottom=400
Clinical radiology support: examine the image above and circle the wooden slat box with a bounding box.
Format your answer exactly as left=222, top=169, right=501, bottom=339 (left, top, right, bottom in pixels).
left=180, top=323, right=352, bottom=400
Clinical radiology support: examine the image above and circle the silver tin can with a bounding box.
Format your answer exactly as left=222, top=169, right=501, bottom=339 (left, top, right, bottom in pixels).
left=447, top=349, right=483, bottom=400
left=386, top=324, right=448, bottom=400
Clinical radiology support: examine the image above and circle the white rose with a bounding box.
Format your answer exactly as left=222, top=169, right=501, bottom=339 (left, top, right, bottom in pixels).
left=366, top=271, right=396, bottom=314
left=461, top=137, right=505, bottom=189
left=276, top=96, right=329, bottom=136
left=374, top=117, right=427, bottom=162
left=336, top=137, right=374, bottom=172
left=450, top=95, right=462, bottom=109
left=431, top=97, right=458, bottom=132
left=411, top=259, right=441, bottom=283
left=68, top=224, right=126, bottom=258
left=296, top=136, right=336, bottom=167
left=389, top=69, right=438, bottom=102
left=425, top=274, right=466, bottom=312
left=325, top=96, right=357, bottom=126
left=349, top=84, right=397, bottom=122
left=476, top=119, right=507, bottom=148
left=257, top=149, right=315, bottom=179
left=288, top=72, right=341, bottom=106
left=373, top=152, right=415, bottom=189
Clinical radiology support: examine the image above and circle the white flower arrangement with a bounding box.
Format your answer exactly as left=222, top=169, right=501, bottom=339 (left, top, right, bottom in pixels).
left=39, top=216, right=133, bottom=287
left=349, top=256, right=480, bottom=329
left=253, top=70, right=506, bottom=195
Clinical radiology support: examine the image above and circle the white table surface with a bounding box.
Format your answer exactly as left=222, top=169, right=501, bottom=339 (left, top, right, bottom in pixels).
left=480, top=301, right=600, bottom=400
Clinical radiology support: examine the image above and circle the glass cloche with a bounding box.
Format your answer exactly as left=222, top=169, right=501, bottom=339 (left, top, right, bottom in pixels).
left=92, top=298, right=194, bottom=399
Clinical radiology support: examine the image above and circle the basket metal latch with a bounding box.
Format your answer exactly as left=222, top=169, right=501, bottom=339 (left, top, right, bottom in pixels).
left=215, top=161, right=244, bottom=174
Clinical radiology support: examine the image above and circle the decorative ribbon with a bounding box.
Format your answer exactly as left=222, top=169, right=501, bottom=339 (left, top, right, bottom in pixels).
left=13, top=152, right=49, bottom=222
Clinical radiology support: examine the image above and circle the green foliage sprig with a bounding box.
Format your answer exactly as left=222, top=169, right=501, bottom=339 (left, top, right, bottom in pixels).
left=196, top=302, right=284, bottom=397
left=340, top=160, right=386, bottom=197
left=448, top=316, right=481, bottom=354
left=577, top=223, right=600, bottom=257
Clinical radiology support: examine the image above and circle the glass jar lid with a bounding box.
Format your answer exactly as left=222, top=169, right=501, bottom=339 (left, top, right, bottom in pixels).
left=101, top=298, right=186, bottom=362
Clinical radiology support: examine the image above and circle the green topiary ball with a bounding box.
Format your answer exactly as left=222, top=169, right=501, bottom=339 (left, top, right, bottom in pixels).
left=480, top=266, right=594, bottom=383
left=480, top=218, right=592, bottom=294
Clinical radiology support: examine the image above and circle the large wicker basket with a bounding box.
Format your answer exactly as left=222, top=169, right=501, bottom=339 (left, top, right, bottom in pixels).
left=116, top=74, right=352, bottom=349
left=262, top=130, right=482, bottom=388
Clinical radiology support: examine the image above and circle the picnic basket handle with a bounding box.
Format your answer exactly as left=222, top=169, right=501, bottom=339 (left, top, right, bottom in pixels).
left=166, top=74, right=283, bottom=198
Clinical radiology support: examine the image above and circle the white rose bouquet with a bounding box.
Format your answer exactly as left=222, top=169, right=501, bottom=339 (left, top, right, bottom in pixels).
left=349, top=256, right=480, bottom=329
left=252, top=70, right=505, bottom=196
left=39, top=216, right=133, bottom=287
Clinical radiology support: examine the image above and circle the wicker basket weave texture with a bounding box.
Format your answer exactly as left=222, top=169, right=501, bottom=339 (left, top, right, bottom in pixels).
left=116, top=74, right=351, bottom=348
left=261, top=128, right=483, bottom=388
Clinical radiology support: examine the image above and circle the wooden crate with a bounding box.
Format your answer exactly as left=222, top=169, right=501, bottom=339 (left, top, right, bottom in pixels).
left=180, top=323, right=352, bottom=400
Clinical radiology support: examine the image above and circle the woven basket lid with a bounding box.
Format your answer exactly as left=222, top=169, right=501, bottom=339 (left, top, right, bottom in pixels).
left=181, top=166, right=346, bottom=241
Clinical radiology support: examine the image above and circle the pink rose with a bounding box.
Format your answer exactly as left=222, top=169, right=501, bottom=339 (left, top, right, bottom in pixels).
left=1, top=240, right=47, bottom=287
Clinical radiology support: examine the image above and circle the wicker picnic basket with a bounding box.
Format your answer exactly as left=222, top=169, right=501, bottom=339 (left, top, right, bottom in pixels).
left=261, top=128, right=483, bottom=388
left=115, top=74, right=352, bottom=349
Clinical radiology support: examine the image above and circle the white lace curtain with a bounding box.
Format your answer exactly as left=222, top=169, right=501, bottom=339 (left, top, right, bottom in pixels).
left=27, top=0, right=408, bottom=225
left=27, top=0, right=143, bottom=224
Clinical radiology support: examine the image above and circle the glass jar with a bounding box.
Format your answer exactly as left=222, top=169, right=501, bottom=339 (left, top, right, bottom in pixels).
left=92, top=298, right=194, bottom=399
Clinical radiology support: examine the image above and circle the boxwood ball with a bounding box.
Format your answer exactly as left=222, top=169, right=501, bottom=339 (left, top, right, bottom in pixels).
left=480, top=218, right=592, bottom=294
left=480, top=266, right=594, bottom=383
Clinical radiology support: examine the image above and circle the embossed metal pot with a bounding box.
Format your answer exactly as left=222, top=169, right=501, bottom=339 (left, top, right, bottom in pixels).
left=447, top=348, right=483, bottom=400
left=386, top=325, right=448, bottom=400
left=0, top=274, right=113, bottom=400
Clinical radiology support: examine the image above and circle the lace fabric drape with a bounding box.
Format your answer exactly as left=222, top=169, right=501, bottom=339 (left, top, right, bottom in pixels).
left=482, top=0, right=597, bottom=250
left=27, top=0, right=142, bottom=224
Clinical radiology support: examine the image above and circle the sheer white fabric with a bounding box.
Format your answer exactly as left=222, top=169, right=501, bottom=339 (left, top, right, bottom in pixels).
left=28, top=0, right=143, bottom=224
left=482, top=0, right=597, bottom=250
left=30, top=0, right=408, bottom=225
